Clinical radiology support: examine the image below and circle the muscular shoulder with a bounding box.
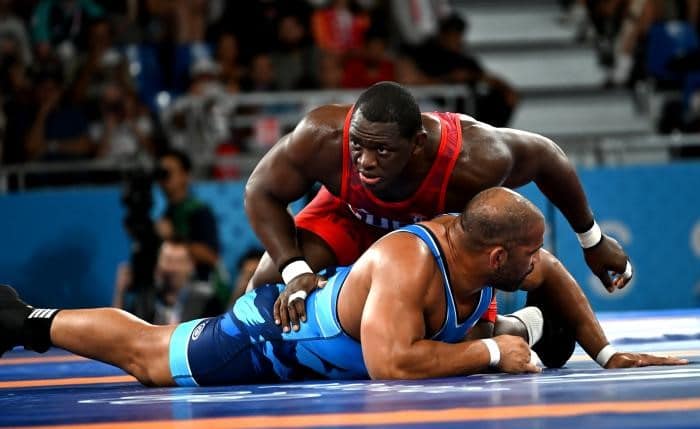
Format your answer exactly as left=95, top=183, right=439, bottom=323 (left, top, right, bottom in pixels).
left=292, top=105, right=348, bottom=149
left=446, top=117, right=514, bottom=189
left=361, top=230, right=440, bottom=298
left=450, top=117, right=556, bottom=190
left=281, top=104, right=350, bottom=178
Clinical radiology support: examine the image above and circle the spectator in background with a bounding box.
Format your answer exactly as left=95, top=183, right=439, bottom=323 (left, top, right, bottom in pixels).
left=155, top=148, right=221, bottom=284
left=113, top=239, right=221, bottom=324
left=89, top=81, right=155, bottom=162
left=25, top=62, right=93, bottom=162
left=316, top=51, right=345, bottom=89
left=389, top=0, right=452, bottom=48
left=214, top=31, right=244, bottom=94
left=300, top=51, right=357, bottom=110
left=219, top=0, right=312, bottom=64
left=70, top=18, right=132, bottom=109
left=0, top=54, right=33, bottom=165
left=171, top=0, right=224, bottom=94
left=412, top=12, right=519, bottom=126
left=0, top=0, right=33, bottom=67
left=241, top=53, right=278, bottom=92
left=31, top=0, right=104, bottom=65
left=311, top=0, right=371, bottom=56
left=162, top=57, right=231, bottom=162
left=271, top=14, right=319, bottom=90
left=341, top=30, right=396, bottom=88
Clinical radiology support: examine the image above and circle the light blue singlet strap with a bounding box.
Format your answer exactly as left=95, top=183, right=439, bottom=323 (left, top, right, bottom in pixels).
left=396, top=224, right=493, bottom=342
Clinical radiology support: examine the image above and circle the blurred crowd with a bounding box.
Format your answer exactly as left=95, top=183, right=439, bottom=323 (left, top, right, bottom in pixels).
left=2, top=0, right=700, bottom=186
left=0, top=0, right=519, bottom=182
left=563, top=0, right=700, bottom=135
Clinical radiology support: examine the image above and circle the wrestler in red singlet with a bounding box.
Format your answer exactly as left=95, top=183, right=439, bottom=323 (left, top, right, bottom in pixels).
left=294, top=109, right=497, bottom=322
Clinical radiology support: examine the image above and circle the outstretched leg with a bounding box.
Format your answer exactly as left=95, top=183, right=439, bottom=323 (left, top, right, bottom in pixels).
left=50, top=309, right=176, bottom=386
left=1, top=285, right=175, bottom=386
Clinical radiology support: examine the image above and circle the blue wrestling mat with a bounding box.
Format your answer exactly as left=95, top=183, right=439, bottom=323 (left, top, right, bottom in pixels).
left=1, top=310, right=699, bottom=429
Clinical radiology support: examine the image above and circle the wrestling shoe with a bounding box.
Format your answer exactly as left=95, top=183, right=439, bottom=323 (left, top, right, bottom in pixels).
left=0, top=285, right=33, bottom=357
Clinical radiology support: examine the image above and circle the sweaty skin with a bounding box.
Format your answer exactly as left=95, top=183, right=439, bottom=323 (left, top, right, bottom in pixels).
left=245, top=104, right=631, bottom=330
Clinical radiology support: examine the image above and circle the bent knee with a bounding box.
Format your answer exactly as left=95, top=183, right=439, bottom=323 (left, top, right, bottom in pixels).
left=125, top=326, right=175, bottom=386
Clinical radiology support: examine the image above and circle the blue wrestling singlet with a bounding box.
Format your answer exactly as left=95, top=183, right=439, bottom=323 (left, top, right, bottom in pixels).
left=168, top=224, right=494, bottom=386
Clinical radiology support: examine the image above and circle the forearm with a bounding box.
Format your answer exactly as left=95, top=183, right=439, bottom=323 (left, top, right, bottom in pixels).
left=244, top=189, right=301, bottom=269
left=366, top=339, right=491, bottom=380
left=540, top=258, right=609, bottom=358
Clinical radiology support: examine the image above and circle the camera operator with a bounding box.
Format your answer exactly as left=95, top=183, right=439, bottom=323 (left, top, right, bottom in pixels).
left=155, top=148, right=221, bottom=283
left=114, top=148, right=225, bottom=321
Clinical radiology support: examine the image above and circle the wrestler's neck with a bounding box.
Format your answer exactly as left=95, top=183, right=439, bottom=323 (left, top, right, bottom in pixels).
left=431, top=219, right=490, bottom=298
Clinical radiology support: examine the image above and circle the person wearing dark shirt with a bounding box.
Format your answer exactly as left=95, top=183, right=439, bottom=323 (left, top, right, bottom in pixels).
left=156, top=148, right=220, bottom=282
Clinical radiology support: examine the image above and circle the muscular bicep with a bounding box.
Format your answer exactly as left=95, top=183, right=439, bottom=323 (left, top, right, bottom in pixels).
left=246, top=132, right=316, bottom=204
left=499, top=130, right=567, bottom=189
left=359, top=243, right=434, bottom=379
left=498, top=128, right=593, bottom=230
left=361, top=278, right=427, bottom=379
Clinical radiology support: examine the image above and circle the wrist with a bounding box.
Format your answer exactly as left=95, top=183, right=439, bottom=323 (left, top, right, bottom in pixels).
left=480, top=338, right=501, bottom=367
left=595, top=344, right=617, bottom=367
left=279, top=258, right=313, bottom=284
left=577, top=220, right=603, bottom=249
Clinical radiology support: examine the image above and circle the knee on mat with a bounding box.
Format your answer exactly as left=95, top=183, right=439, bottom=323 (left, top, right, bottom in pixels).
left=526, top=293, right=576, bottom=369
left=532, top=319, right=576, bottom=368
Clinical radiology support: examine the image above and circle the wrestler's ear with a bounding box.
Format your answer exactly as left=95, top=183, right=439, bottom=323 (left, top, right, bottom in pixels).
left=412, top=129, right=427, bottom=153
left=488, top=246, right=508, bottom=270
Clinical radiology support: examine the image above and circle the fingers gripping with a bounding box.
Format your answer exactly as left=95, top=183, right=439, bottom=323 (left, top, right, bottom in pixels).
left=276, top=273, right=322, bottom=332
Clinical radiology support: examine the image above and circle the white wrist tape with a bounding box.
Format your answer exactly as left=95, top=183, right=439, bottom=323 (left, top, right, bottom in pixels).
left=595, top=344, right=617, bottom=367
left=287, top=290, right=308, bottom=303
left=577, top=221, right=603, bottom=248
left=281, top=260, right=313, bottom=285
left=508, top=306, right=544, bottom=347
left=481, top=338, right=501, bottom=367
left=623, top=260, right=633, bottom=280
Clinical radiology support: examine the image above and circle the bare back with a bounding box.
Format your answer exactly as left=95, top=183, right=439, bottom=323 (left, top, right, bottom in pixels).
left=336, top=218, right=485, bottom=341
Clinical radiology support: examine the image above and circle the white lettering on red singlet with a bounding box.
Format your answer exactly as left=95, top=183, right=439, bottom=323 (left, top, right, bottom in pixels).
left=347, top=204, right=427, bottom=230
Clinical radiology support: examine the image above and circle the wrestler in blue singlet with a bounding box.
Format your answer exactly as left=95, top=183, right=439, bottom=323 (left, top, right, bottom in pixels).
left=168, top=224, right=494, bottom=386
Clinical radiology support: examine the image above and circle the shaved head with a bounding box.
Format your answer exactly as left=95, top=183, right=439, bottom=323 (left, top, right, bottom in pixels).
left=460, top=188, right=544, bottom=250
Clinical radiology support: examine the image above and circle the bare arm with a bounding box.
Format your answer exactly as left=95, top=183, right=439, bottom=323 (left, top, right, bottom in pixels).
left=527, top=250, right=608, bottom=357
left=244, top=108, right=341, bottom=270
left=360, top=237, right=536, bottom=379
left=360, top=241, right=490, bottom=379
left=527, top=250, right=687, bottom=368
left=498, top=129, right=631, bottom=291
left=500, top=131, right=594, bottom=232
